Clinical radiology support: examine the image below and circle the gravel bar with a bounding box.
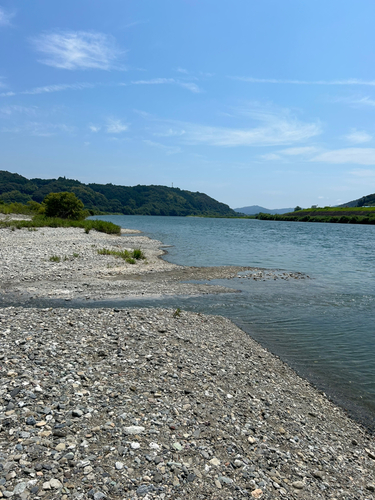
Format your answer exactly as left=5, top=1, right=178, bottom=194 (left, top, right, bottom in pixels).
left=0, top=226, right=374, bottom=499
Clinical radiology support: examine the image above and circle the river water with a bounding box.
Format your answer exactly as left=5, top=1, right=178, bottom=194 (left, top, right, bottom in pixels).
left=92, top=216, right=375, bottom=429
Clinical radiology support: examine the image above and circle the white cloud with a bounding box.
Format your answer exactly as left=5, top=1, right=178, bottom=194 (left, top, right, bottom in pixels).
left=0, top=105, right=38, bottom=116
left=23, top=82, right=95, bottom=95
left=106, top=118, right=128, bottom=134
left=332, top=95, right=375, bottom=107
left=260, top=153, right=281, bottom=160
left=349, top=169, right=375, bottom=177
left=2, top=122, right=74, bottom=137
left=1, top=82, right=95, bottom=97
left=178, top=82, right=201, bottom=93
left=166, top=111, right=320, bottom=147
left=89, top=124, right=101, bottom=133
left=231, top=76, right=375, bottom=86
left=0, top=7, right=14, bottom=27
left=143, top=140, right=181, bottom=155
left=344, top=130, right=372, bottom=144
left=279, top=146, right=318, bottom=155
left=155, top=128, right=186, bottom=137
left=125, top=20, right=149, bottom=28
left=176, top=67, right=189, bottom=74
left=131, top=78, right=202, bottom=93
left=31, top=31, right=123, bottom=70
left=313, top=148, right=375, bottom=165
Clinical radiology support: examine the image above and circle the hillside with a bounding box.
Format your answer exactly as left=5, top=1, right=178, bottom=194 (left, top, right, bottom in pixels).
left=339, top=193, right=375, bottom=208
left=0, top=170, right=237, bottom=217
left=234, top=205, right=295, bottom=215
left=256, top=206, right=375, bottom=225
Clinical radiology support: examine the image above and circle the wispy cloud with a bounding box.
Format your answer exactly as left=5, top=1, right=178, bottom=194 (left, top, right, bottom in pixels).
left=1, top=82, right=96, bottom=97
left=154, top=110, right=321, bottom=147
left=130, top=78, right=202, bottom=93
left=89, top=124, right=101, bottom=133
left=2, top=122, right=74, bottom=137
left=345, top=129, right=372, bottom=144
left=231, top=76, right=375, bottom=86
left=24, top=82, right=95, bottom=95
left=350, top=169, right=375, bottom=177
left=0, top=7, right=14, bottom=27
left=0, top=105, right=38, bottom=116
left=260, top=146, right=318, bottom=161
left=313, top=148, right=375, bottom=165
left=125, top=20, right=149, bottom=28
left=106, top=118, right=128, bottom=134
left=279, top=146, right=319, bottom=155
left=337, top=96, right=375, bottom=108
left=176, top=67, right=189, bottom=74
left=31, top=31, right=124, bottom=70
left=143, top=140, right=181, bottom=155
left=260, top=153, right=281, bottom=161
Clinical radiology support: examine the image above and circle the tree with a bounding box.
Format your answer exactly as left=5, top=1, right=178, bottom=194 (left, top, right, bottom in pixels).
left=43, top=192, right=85, bottom=219
left=294, top=206, right=302, bottom=212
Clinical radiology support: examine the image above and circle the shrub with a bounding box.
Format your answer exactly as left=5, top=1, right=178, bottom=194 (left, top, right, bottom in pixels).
left=49, top=255, right=61, bottom=262
left=43, top=192, right=86, bottom=220
left=97, top=247, right=145, bottom=264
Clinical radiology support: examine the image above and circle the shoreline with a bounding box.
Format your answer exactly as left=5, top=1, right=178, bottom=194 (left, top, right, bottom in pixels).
left=1, top=224, right=375, bottom=498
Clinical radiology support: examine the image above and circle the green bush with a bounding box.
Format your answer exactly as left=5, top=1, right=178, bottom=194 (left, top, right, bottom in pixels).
left=43, top=192, right=86, bottom=220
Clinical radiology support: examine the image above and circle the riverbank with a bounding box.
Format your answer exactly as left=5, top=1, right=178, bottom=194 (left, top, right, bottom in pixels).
left=0, top=226, right=253, bottom=303
left=1, top=224, right=375, bottom=499
left=1, top=306, right=375, bottom=500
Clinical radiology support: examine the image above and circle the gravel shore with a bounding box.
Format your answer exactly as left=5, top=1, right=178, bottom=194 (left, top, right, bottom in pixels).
left=1, top=226, right=374, bottom=499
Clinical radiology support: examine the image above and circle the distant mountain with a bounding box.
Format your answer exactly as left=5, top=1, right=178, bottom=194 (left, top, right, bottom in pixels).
left=0, top=170, right=237, bottom=217
left=339, top=193, right=375, bottom=208
left=234, top=205, right=296, bottom=215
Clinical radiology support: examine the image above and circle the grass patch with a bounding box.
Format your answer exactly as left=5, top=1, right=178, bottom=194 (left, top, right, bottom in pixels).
left=97, top=247, right=145, bottom=264
left=0, top=215, right=121, bottom=235
left=49, top=255, right=61, bottom=263
left=173, top=308, right=182, bottom=318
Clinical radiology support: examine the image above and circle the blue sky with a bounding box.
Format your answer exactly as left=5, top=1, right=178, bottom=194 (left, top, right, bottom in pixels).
left=1, top=1, right=375, bottom=208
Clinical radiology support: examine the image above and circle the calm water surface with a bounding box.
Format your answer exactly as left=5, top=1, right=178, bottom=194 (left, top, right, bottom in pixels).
left=91, top=216, right=375, bottom=429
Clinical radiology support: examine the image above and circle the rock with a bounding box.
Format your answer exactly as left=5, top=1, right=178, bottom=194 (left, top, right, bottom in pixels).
left=123, top=425, right=145, bottom=435
left=72, top=409, right=83, bottom=417
left=13, top=483, right=27, bottom=495
left=115, top=462, right=123, bottom=470
left=173, top=442, right=182, bottom=451
left=219, top=476, right=233, bottom=484
left=366, top=483, right=375, bottom=492
left=93, top=492, right=106, bottom=500
left=251, top=489, right=263, bottom=498
left=26, top=416, right=36, bottom=426
left=292, top=481, right=305, bottom=489
left=209, top=457, right=220, bottom=466
left=136, top=484, right=154, bottom=497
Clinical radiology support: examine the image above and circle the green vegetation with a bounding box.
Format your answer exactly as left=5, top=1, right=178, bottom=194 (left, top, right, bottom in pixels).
left=97, top=247, right=146, bottom=264
left=173, top=308, right=182, bottom=318
left=338, top=193, right=375, bottom=208
left=256, top=206, right=375, bottom=225
left=0, top=215, right=121, bottom=235
left=43, top=191, right=86, bottom=220
left=49, top=255, right=61, bottom=263
left=0, top=170, right=237, bottom=217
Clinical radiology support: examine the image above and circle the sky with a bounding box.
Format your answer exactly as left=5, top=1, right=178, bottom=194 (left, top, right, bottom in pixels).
left=1, top=1, right=375, bottom=209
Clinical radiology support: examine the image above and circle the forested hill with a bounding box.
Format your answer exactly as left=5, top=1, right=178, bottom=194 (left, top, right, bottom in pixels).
left=0, top=170, right=237, bottom=217
left=339, top=193, right=375, bottom=208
